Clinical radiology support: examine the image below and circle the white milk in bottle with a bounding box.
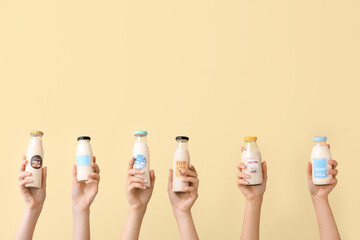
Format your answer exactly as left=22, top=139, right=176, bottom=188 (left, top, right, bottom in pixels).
left=76, top=136, right=94, bottom=182
left=132, top=131, right=150, bottom=187
left=241, top=136, right=263, bottom=185
left=173, top=136, right=190, bottom=192
left=25, top=131, right=44, bottom=188
left=311, top=136, right=332, bottom=185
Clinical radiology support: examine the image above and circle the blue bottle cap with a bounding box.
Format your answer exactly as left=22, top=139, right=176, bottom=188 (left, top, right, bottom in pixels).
left=134, top=131, right=148, bottom=136
left=313, top=136, right=327, bottom=141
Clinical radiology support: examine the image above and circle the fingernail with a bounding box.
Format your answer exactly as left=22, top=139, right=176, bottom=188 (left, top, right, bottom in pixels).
left=181, top=170, right=186, bottom=173
left=144, top=179, right=148, bottom=183
left=140, top=170, right=145, bottom=173
left=143, top=186, right=147, bottom=189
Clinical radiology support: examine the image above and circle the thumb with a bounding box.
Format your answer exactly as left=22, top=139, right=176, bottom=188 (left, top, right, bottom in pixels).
left=41, top=167, right=47, bottom=189
left=168, top=169, right=173, bottom=191
left=150, top=170, right=156, bottom=189
left=307, top=162, right=313, bottom=181
left=72, top=165, right=78, bottom=183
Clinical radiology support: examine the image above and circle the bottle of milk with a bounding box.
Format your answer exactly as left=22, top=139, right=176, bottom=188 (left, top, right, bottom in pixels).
left=132, top=131, right=150, bottom=188
left=241, top=136, right=263, bottom=185
left=311, top=136, right=332, bottom=185
left=173, top=136, right=190, bottom=192
left=76, top=136, right=94, bottom=182
left=25, top=131, right=44, bottom=188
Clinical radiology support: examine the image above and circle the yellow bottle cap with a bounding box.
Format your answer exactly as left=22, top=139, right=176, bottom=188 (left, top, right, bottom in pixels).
left=30, top=131, right=44, bottom=136
left=244, top=136, right=257, bottom=141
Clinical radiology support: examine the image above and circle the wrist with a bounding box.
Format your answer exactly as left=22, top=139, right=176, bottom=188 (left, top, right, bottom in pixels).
left=173, top=208, right=191, bottom=219
left=311, top=195, right=329, bottom=203
left=129, top=205, right=147, bottom=215
left=246, top=195, right=263, bottom=204
left=72, top=202, right=90, bottom=214
left=25, top=202, right=44, bottom=212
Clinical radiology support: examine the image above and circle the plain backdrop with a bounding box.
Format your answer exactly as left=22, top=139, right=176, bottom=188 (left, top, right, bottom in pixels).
left=1, top=0, right=359, bottom=239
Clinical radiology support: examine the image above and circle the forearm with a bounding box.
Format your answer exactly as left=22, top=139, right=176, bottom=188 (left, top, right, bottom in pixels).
left=15, top=206, right=43, bottom=240
left=311, top=196, right=340, bottom=240
left=120, top=207, right=146, bottom=240
left=72, top=206, right=90, bottom=240
left=174, top=210, right=199, bottom=240
left=241, top=197, right=263, bottom=240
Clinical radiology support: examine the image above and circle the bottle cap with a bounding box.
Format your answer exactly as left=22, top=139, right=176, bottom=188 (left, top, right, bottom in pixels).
left=313, top=136, right=327, bottom=141
left=77, top=136, right=91, bottom=141
left=30, top=131, right=44, bottom=136
left=176, top=136, right=189, bottom=141
left=244, top=136, right=257, bottom=141
left=134, top=131, right=148, bottom=136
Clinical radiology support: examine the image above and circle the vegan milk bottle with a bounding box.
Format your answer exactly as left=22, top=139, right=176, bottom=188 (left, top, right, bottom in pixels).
left=241, top=136, right=263, bottom=185
left=172, top=136, right=190, bottom=192
left=25, top=131, right=44, bottom=188
left=132, top=131, right=150, bottom=187
left=311, top=136, right=332, bottom=185
left=76, top=136, right=94, bottom=182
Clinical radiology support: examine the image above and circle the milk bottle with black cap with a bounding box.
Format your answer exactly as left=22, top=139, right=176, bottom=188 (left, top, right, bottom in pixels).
left=172, top=136, right=190, bottom=192
left=76, top=136, right=94, bottom=182
left=25, top=131, right=44, bottom=188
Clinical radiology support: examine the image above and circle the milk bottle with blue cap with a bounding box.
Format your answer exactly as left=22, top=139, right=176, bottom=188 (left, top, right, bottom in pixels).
left=311, top=136, right=332, bottom=185
left=76, top=136, right=94, bottom=182
left=133, top=131, right=150, bottom=187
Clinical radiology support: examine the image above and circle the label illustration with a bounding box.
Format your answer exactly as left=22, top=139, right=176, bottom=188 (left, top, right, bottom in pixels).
left=175, top=161, right=187, bottom=177
left=134, top=154, right=146, bottom=169
left=77, top=155, right=91, bottom=166
left=313, top=158, right=327, bottom=178
left=30, top=155, right=42, bottom=169
left=247, top=158, right=259, bottom=173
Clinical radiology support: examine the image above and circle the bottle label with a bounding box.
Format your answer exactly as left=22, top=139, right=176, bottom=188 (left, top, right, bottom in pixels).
left=30, top=155, right=42, bottom=169
left=175, top=161, right=187, bottom=177
left=77, top=155, right=90, bottom=166
left=134, top=154, right=146, bottom=169
left=247, top=159, right=259, bottom=173
left=313, top=158, right=328, bottom=178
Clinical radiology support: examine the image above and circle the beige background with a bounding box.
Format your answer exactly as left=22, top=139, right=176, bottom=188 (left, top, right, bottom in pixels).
left=1, top=0, right=359, bottom=239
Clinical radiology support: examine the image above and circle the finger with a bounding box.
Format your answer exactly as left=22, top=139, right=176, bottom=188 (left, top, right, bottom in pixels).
left=188, top=164, right=197, bottom=173
left=327, top=144, right=330, bottom=150
left=182, top=177, right=199, bottom=185
left=19, top=178, right=33, bottom=187
left=20, top=157, right=27, bottom=172
left=85, top=179, right=99, bottom=185
left=128, top=176, right=147, bottom=184
left=128, top=182, right=147, bottom=190
left=88, top=173, right=100, bottom=181
left=92, top=162, right=100, bottom=174
left=307, top=162, right=312, bottom=181
left=327, top=169, right=338, bottom=177
left=168, top=169, right=173, bottom=191
left=328, top=177, right=338, bottom=186
left=237, top=171, right=250, bottom=179
left=328, top=159, right=338, bottom=168
left=262, top=161, right=268, bottom=182
left=41, top=167, right=47, bottom=188
left=237, top=179, right=249, bottom=185
left=237, top=162, right=246, bottom=171
left=128, top=169, right=145, bottom=176
left=128, top=158, right=135, bottom=171
left=182, top=169, right=197, bottom=178
left=93, top=156, right=96, bottom=163
left=241, top=146, right=244, bottom=153
left=18, top=172, right=32, bottom=181
left=182, top=186, right=195, bottom=193
left=149, top=170, right=155, bottom=189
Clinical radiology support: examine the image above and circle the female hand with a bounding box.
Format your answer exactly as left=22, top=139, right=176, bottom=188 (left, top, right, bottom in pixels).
left=18, top=156, right=47, bottom=210
left=237, top=161, right=267, bottom=201
left=72, top=156, right=100, bottom=211
left=126, top=158, right=155, bottom=211
left=168, top=164, right=199, bottom=214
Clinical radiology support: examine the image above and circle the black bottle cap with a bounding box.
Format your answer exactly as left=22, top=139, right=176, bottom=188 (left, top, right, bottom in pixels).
left=175, top=136, right=189, bottom=141
left=77, top=136, right=91, bottom=141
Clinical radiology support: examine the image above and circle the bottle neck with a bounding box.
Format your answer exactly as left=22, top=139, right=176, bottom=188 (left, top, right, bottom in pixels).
left=244, top=140, right=259, bottom=151
left=78, top=140, right=90, bottom=144
left=135, top=135, right=147, bottom=144
left=314, top=141, right=327, bottom=147
left=176, top=141, right=188, bottom=151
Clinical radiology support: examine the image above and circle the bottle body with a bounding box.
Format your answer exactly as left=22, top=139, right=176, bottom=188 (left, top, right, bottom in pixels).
left=25, top=131, right=44, bottom=188
left=311, top=137, right=332, bottom=185
left=172, top=136, right=190, bottom=192
left=241, top=137, right=263, bottom=185
left=132, top=131, right=150, bottom=187
left=76, top=137, right=94, bottom=182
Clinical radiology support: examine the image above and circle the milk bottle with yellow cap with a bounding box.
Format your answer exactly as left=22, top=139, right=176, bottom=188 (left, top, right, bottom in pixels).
left=241, top=136, right=263, bottom=185
left=132, top=131, right=150, bottom=187
left=25, top=131, right=44, bottom=188
left=311, top=136, right=332, bottom=185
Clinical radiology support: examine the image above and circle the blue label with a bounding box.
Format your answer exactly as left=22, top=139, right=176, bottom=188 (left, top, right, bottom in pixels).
left=313, top=158, right=328, bottom=178
left=134, top=154, right=146, bottom=169
left=77, top=155, right=90, bottom=166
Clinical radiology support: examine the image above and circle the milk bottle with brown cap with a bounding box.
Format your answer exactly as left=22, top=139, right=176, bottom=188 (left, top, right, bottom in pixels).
left=241, top=136, right=263, bottom=185
left=311, top=136, right=332, bottom=185
left=172, top=136, right=190, bottom=192
left=76, top=136, right=94, bottom=182
left=25, top=131, right=44, bottom=188
left=132, top=131, right=150, bottom=187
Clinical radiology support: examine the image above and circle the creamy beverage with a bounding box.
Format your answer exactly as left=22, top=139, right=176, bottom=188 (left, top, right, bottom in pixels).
left=172, top=136, right=190, bottom=192
left=25, top=131, right=44, bottom=188
left=311, top=136, right=332, bottom=185
left=241, top=136, right=263, bottom=185
left=132, top=131, right=150, bottom=187
left=76, top=136, right=94, bottom=182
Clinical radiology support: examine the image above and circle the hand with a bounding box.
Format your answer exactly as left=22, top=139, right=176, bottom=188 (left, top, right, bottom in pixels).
left=168, top=164, right=199, bottom=214
left=126, top=158, right=155, bottom=211
left=307, top=160, right=338, bottom=199
left=18, top=156, right=47, bottom=210
left=72, top=156, right=100, bottom=211
left=237, top=161, right=267, bottom=201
